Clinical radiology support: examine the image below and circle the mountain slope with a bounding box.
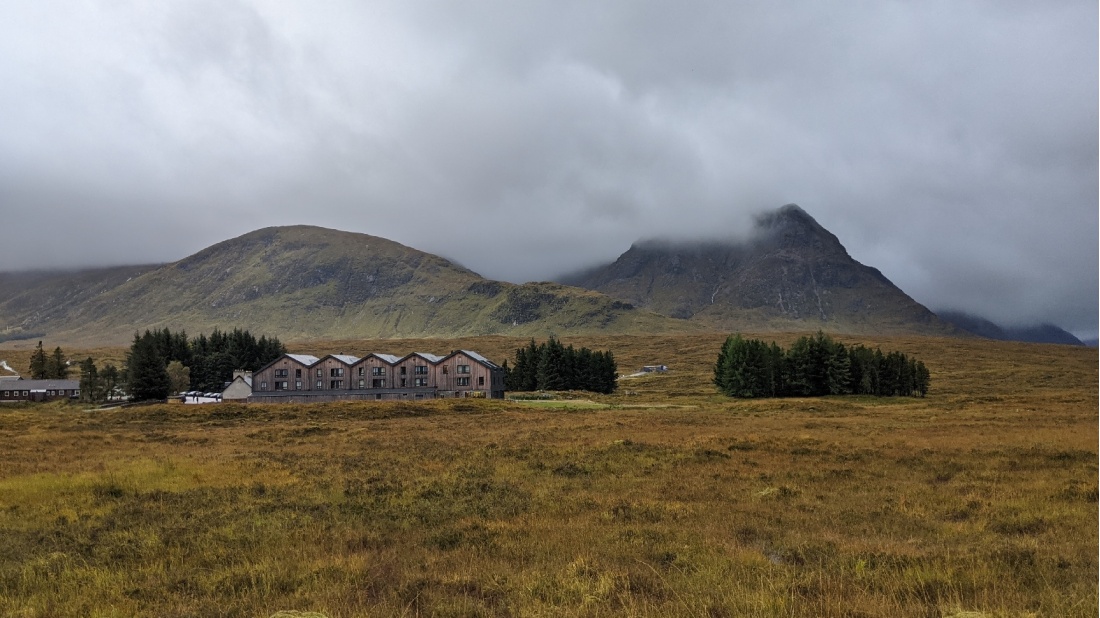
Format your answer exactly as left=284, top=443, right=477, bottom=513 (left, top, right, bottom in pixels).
left=0, top=226, right=692, bottom=346
left=561, top=204, right=951, bottom=334
left=0, top=265, right=160, bottom=342
left=936, top=310, right=1084, bottom=346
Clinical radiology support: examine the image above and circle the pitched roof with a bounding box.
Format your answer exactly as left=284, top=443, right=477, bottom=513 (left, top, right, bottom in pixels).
left=331, top=354, right=360, bottom=364
left=0, top=379, right=80, bottom=390
left=286, top=354, right=320, bottom=366
left=411, top=352, right=445, bottom=363
left=460, top=350, right=500, bottom=369
left=361, top=353, right=401, bottom=364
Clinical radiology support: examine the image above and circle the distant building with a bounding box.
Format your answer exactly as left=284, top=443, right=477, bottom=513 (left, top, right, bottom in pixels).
left=0, top=379, right=80, bottom=402
left=641, top=365, right=669, bottom=373
left=248, top=350, right=506, bottom=403
left=220, top=370, right=254, bottom=401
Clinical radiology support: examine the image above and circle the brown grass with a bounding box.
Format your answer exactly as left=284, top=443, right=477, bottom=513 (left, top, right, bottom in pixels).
left=0, top=334, right=1095, bottom=617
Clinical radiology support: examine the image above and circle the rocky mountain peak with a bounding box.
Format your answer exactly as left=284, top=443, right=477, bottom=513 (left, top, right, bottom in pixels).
left=752, top=203, right=848, bottom=257
left=560, top=204, right=948, bottom=334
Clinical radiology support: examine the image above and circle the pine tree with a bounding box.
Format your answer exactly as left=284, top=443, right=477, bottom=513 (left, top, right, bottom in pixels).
left=562, top=344, right=578, bottom=391
left=823, top=337, right=850, bottom=395
left=506, top=347, right=525, bottom=390
left=101, top=365, right=120, bottom=401
left=537, top=337, right=566, bottom=391
left=29, top=341, right=48, bottom=379
left=915, top=361, right=930, bottom=397
left=127, top=331, right=170, bottom=401
left=78, top=358, right=101, bottom=403
left=714, top=334, right=735, bottom=395
left=521, top=340, right=540, bottom=390
left=48, top=346, right=68, bottom=379
left=599, top=350, right=618, bottom=394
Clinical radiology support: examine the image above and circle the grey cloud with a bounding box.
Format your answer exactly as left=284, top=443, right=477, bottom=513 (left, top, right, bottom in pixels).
left=0, top=1, right=1095, bottom=336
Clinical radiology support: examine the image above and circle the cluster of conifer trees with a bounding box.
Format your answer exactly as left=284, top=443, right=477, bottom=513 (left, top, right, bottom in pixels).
left=714, top=332, right=930, bottom=398
left=28, top=341, right=70, bottom=379
left=124, top=328, right=286, bottom=401
left=77, top=357, right=122, bottom=403
left=505, top=338, right=618, bottom=394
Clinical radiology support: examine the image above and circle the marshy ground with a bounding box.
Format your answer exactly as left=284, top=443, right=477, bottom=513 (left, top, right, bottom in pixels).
left=0, top=334, right=1095, bottom=616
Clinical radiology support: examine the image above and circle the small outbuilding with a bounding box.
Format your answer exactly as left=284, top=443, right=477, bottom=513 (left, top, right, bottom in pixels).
left=220, top=371, right=253, bottom=402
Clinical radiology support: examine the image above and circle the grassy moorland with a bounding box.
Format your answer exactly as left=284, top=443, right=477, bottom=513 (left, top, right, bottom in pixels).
left=0, top=334, right=1095, bottom=617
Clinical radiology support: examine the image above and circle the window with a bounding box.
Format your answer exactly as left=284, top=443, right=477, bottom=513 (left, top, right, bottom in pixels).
left=295, top=381, right=302, bottom=390
left=275, top=369, right=288, bottom=378
left=414, top=365, right=428, bottom=375
left=414, top=377, right=428, bottom=387
left=330, top=368, right=344, bottom=377
left=358, top=379, right=365, bottom=389
left=316, top=368, right=323, bottom=377
left=457, top=364, right=471, bottom=374
left=478, top=376, right=485, bottom=386
left=274, top=381, right=284, bottom=390
left=456, top=377, right=470, bottom=387
left=330, top=380, right=344, bottom=389
left=372, top=379, right=386, bottom=388
left=261, top=382, right=268, bottom=391
left=372, top=366, right=386, bottom=376
left=295, top=368, right=302, bottom=378
left=442, top=366, right=448, bottom=374
left=400, top=378, right=407, bottom=387
left=316, top=380, right=323, bottom=389
left=400, top=366, right=407, bottom=375
left=358, top=367, right=364, bottom=377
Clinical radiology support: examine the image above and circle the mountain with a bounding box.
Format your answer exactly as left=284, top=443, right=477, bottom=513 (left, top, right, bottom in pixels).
left=936, top=310, right=1085, bottom=346
left=0, top=226, right=692, bottom=347
left=560, top=204, right=951, bottom=335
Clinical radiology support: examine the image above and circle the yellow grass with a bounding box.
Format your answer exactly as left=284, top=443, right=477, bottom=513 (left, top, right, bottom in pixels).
left=0, top=334, right=1095, bottom=617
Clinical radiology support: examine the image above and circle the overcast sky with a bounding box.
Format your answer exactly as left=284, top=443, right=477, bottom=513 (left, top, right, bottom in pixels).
left=1, top=1, right=1096, bottom=336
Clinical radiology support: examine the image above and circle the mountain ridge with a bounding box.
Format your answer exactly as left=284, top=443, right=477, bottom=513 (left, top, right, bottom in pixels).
left=0, top=225, right=692, bottom=347
left=0, top=208, right=1022, bottom=347
left=936, top=310, right=1085, bottom=346
left=560, top=204, right=952, bottom=335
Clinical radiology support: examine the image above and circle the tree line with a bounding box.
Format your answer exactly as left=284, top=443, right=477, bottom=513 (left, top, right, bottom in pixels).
left=72, top=327, right=286, bottom=403
left=714, top=332, right=930, bottom=398
left=504, top=338, right=618, bottom=394
left=125, top=328, right=286, bottom=401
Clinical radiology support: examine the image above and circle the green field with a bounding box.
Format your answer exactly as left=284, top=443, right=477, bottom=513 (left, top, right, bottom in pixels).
left=0, top=334, right=1095, bottom=617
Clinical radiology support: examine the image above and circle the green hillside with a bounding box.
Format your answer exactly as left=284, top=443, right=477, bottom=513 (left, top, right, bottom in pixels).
left=0, top=265, right=160, bottom=343
left=0, top=226, right=694, bottom=347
